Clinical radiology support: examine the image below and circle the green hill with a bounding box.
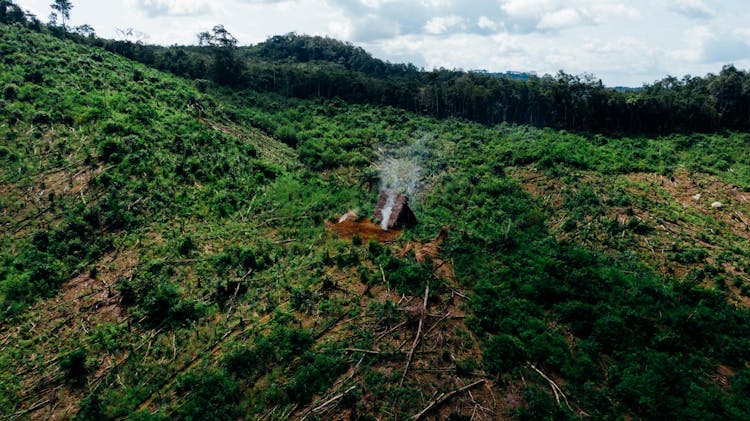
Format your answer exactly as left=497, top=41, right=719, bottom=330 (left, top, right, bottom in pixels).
left=3, top=21, right=750, bottom=420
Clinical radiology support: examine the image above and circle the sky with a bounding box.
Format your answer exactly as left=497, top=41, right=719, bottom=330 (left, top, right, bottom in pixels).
left=15, top=0, right=750, bottom=86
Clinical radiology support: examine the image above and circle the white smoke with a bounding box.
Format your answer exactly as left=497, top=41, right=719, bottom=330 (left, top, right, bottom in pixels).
left=375, top=138, right=426, bottom=230
left=376, top=137, right=426, bottom=199
left=380, top=193, right=396, bottom=230
left=378, top=156, right=421, bottom=199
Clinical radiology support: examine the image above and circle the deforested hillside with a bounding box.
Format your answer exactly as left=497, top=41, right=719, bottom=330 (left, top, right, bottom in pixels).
left=3, top=21, right=750, bottom=421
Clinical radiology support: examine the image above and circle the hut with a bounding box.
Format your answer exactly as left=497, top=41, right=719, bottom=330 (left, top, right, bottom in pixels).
left=373, top=191, right=417, bottom=230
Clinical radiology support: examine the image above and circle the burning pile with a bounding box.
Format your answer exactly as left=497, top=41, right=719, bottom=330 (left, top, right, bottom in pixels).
left=330, top=142, right=424, bottom=235
left=373, top=191, right=417, bottom=231
left=371, top=146, right=423, bottom=231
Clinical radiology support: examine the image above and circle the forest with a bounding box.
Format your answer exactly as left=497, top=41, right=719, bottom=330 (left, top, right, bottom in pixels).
left=4, top=0, right=750, bottom=135
left=2, top=0, right=750, bottom=419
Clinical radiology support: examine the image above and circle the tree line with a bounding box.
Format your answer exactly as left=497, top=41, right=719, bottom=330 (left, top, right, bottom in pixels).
left=2, top=0, right=749, bottom=135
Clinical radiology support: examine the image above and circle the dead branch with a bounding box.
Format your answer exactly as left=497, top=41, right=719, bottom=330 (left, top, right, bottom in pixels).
left=257, top=214, right=311, bottom=227
left=411, top=379, right=486, bottom=420
left=451, top=289, right=469, bottom=300
left=400, top=281, right=429, bottom=387
left=344, top=348, right=385, bottom=355
left=424, top=312, right=451, bottom=337
left=485, top=381, right=497, bottom=412
left=528, top=363, right=578, bottom=414
left=334, top=355, right=365, bottom=389
left=376, top=320, right=408, bottom=340
left=225, top=279, right=243, bottom=318
left=9, top=398, right=51, bottom=419
left=312, top=385, right=357, bottom=415
left=171, top=332, right=177, bottom=362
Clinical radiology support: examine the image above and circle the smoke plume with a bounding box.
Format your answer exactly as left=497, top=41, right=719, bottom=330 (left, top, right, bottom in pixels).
left=375, top=139, right=426, bottom=230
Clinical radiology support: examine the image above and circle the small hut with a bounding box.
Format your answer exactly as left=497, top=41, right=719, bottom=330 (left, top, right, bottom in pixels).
left=373, top=191, right=417, bottom=230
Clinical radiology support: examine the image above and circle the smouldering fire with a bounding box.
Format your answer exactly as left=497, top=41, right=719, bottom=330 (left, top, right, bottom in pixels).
left=379, top=192, right=396, bottom=231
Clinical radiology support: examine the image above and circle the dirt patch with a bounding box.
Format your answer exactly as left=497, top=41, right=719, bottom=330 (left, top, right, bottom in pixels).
left=625, top=170, right=750, bottom=241
left=0, top=164, right=104, bottom=239
left=43, top=165, right=102, bottom=200
left=327, top=218, right=403, bottom=242
left=711, top=364, right=736, bottom=390
left=399, top=227, right=456, bottom=283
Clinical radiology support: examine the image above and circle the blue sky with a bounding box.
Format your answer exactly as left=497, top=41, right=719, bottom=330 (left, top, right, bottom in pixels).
left=15, top=0, right=750, bottom=86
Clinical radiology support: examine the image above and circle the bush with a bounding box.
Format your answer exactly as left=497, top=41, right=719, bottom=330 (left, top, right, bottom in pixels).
left=121, top=262, right=203, bottom=328
left=273, top=125, right=298, bottom=147
left=290, top=287, right=317, bottom=313
left=98, top=138, right=127, bottom=163
left=483, top=334, right=527, bottom=375
left=285, top=351, right=346, bottom=405
left=31, top=111, right=51, bottom=124
left=175, top=367, right=240, bottom=421
left=222, top=346, right=258, bottom=377
left=137, top=280, right=202, bottom=328
left=3, top=83, right=17, bottom=100
left=60, top=349, right=87, bottom=387
left=177, top=235, right=196, bottom=256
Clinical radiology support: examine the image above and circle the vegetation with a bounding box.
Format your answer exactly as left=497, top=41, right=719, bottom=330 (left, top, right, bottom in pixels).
left=2, top=2, right=750, bottom=419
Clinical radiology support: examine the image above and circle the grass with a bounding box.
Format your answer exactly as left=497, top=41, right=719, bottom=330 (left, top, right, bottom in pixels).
left=3, top=22, right=750, bottom=420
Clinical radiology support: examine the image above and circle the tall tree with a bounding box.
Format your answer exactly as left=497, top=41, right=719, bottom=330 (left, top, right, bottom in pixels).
left=50, top=0, right=72, bottom=29
left=197, top=25, right=242, bottom=86
left=1, top=0, right=27, bottom=25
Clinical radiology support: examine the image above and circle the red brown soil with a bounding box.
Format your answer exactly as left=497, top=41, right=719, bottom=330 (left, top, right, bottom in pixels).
left=327, top=218, right=403, bottom=242
left=399, top=227, right=456, bottom=282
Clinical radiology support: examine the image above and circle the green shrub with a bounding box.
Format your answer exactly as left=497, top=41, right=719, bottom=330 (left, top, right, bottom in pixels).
left=175, top=367, right=240, bottom=421
left=136, top=280, right=202, bottom=328
left=273, top=125, right=298, bottom=147
left=483, top=334, right=527, bottom=375
left=31, top=111, right=51, bottom=124
left=3, top=83, right=17, bottom=100
left=177, top=235, right=196, bottom=256
left=285, top=351, right=346, bottom=405
left=222, top=346, right=258, bottom=377
left=59, top=349, right=88, bottom=387
left=290, top=287, right=317, bottom=313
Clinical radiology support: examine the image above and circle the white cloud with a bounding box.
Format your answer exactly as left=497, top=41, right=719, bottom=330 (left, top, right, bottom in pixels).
left=498, top=0, right=597, bottom=33
left=424, top=15, right=464, bottom=34
left=698, top=30, right=750, bottom=63
left=500, top=0, right=559, bottom=18
left=12, top=0, right=750, bottom=86
left=667, top=26, right=750, bottom=64
left=668, top=0, right=715, bottom=19
left=586, top=3, right=640, bottom=22
left=127, top=0, right=213, bottom=17
left=537, top=9, right=586, bottom=30
left=477, top=16, right=499, bottom=31
left=734, top=28, right=750, bottom=40
left=328, top=20, right=353, bottom=40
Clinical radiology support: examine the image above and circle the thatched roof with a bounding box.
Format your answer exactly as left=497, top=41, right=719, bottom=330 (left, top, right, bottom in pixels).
left=373, top=191, right=417, bottom=230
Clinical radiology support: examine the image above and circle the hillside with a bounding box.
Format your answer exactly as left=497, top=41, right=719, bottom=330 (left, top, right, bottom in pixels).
left=3, top=22, right=750, bottom=421
left=28, top=21, right=748, bottom=135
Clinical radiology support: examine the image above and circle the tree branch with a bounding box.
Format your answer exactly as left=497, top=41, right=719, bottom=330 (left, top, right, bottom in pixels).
left=411, top=379, right=486, bottom=420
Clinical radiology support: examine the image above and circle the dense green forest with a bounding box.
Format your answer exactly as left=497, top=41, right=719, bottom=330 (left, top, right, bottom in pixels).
left=92, top=33, right=750, bottom=134
left=4, top=0, right=750, bottom=135
left=3, top=1, right=750, bottom=419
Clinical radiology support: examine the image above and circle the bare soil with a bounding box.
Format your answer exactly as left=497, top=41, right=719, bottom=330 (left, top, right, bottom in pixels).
left=327, top=218, right=403, bottom=242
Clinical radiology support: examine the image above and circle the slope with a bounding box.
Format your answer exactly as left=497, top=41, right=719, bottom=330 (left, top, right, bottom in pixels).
left=2, top=23, right=750, bottom=421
